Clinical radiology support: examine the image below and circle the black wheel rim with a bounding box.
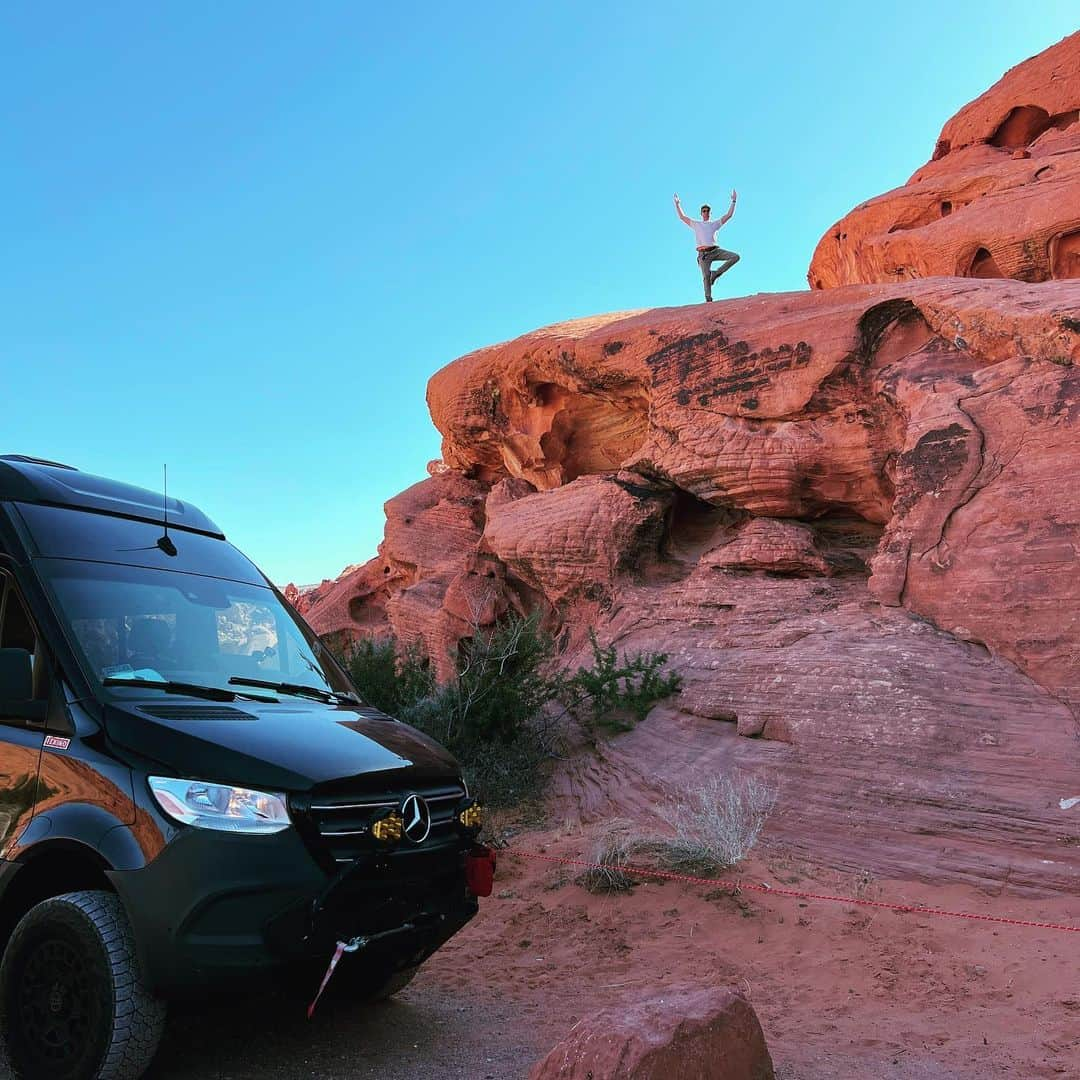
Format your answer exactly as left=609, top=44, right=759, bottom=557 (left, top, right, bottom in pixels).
left=17, top=935, right=101, bottom=1069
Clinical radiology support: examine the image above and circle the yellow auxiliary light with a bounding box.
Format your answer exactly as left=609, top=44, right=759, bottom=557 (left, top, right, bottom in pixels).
left=457, top=800, right=484, bottom=832
left=371, top=810, right=404, bottom=844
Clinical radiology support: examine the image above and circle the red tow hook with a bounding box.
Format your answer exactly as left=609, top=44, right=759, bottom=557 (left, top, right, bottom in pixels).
left=465, top=844, right=496, bottom=897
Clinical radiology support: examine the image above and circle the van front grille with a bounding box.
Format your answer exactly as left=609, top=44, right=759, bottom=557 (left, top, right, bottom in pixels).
left=299, top=781, right=467, bottom=865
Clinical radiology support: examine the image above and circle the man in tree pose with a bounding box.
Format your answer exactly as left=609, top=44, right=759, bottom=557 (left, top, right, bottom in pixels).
left=674, top=191, right=739, bottom=302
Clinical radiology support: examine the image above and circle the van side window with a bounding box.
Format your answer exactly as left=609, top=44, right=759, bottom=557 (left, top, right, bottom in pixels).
left=2, top=591, right=38, bottom=657
left=0, top=577, right=45, bottom=701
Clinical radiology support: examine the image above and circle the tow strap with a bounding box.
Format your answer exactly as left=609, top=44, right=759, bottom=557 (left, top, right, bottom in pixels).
left=307, top=937, right=363, bottom=1019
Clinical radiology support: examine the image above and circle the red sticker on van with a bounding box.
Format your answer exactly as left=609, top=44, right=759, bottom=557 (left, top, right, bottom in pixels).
left=43, top=735, right=70, bottom=750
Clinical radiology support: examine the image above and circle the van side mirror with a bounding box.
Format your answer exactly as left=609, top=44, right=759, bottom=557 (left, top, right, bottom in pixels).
left=0, top=648, right=46, bottom=723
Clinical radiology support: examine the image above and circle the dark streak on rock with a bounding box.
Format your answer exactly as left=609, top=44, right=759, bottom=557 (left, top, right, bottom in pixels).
left=903, top=423, right=970, bottom=489
left=611, top=475, right=667, bottom=503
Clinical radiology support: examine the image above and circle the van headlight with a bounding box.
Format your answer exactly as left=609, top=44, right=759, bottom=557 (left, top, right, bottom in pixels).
left=148, top=777, right=291, bottom=834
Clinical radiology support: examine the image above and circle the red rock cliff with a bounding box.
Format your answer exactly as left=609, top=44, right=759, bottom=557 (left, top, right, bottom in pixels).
left=303, top=37, right=1080, bottom=896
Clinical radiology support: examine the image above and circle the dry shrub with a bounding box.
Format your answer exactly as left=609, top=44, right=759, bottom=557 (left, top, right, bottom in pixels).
left=577, top=820, right=643, bottom=894
left=651, top=775, right=777, bottom=875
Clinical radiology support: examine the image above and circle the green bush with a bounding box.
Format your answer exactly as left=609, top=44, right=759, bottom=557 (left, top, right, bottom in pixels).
left=333, top=614, right=681, bottom=806
left=339, top=637, right=433, bottom=717
left=335, top=617, right=555, bottom=807
left=408, top=613, right=556, bottom=805
left=559, top=630, right=682, bottom=735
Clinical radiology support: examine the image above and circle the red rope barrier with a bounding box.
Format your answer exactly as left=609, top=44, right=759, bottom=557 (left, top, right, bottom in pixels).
left=510, top=850, right=1080, bottom=934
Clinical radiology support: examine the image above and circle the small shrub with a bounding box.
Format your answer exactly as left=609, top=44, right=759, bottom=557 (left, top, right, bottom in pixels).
left=651, top=775, right=777, bottom=874
left=401, top=612, right=557, bottom=806
left=340, top=637, right=433, bottom=717
left=577, top=821, right=641, bottom=893
left=339, top=614, right=557, bottom=808
left=439, top=611, right=556, bottom=746
left=332, top=615, right=684, bottom=808
left=402, top=686, right=551, bottom=808
left=560, top=630, right=682, bottom=735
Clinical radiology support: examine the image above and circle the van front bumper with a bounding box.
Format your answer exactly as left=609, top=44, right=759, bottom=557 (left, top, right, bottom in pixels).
left=109, top=825, right=478, bottom=999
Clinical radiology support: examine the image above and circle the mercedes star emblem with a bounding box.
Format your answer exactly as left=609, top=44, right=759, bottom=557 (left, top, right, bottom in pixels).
left=400, top=794, right=431, bottom=844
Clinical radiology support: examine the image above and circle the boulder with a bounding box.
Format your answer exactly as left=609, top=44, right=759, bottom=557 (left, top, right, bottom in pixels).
left=701, top=519, right=830, bottom=577
left=481, top=473, right=672, bottom=603
left=527, top=988, right=773, bottom=1080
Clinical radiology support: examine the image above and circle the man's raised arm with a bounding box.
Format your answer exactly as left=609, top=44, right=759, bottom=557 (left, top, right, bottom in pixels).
left=673, top=193, right=692, bottom=226
left=719, top=189, right=738, bottom=226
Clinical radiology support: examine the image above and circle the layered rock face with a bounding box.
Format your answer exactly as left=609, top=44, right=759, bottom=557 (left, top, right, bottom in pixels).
left=303, top=38, right=1080, bottom=894
left=809, top=31, right=1080, bottom=288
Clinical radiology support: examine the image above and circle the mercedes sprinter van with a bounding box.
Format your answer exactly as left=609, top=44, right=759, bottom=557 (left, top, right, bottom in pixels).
left=0, top=455, right=491, bottom=1080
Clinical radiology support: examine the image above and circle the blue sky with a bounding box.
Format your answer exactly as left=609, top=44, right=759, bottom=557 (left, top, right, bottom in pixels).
left=3, top=3, right=1076, bottom=585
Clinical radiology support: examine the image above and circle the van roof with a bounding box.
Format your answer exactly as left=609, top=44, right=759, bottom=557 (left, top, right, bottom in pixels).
left=0, top=456, right=224, bottom=538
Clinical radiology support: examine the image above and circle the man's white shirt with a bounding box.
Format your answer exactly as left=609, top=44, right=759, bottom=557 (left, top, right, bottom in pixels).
left=686, top=217, right=724, bottom=248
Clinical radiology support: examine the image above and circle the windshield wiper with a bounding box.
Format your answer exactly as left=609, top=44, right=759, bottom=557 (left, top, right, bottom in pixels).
left=103, top=677, right=279, bottom=703
left=227, top=676, right=358, bottom=705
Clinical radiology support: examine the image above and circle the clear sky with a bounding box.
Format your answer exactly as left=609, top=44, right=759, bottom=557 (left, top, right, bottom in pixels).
left=3, top=3, right=1076, bottom=585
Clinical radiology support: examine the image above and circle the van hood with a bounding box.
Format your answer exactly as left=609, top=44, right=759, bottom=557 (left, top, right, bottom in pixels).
left=102, top=698, right=461, bottom=792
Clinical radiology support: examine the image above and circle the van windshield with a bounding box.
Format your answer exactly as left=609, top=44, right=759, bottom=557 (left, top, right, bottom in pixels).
left=37, top=560, right=354, bottom=701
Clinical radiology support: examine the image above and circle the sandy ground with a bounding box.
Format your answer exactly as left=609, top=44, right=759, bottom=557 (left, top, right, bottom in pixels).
left=135, top=824, right=1080, bottom=1080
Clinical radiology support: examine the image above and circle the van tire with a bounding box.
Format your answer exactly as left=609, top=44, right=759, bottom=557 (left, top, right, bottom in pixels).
left=328, top=961, right=418, bottom=1004
left=0, top=890, right=166, bottom=1080
left=357, top=965, right=417, bottom=1002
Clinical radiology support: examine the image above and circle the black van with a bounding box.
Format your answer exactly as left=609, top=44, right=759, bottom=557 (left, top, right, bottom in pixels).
left=0, top=455, right=492, bottom=1080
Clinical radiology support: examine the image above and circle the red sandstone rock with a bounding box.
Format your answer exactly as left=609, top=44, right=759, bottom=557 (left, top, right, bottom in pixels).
left=282, top=582, right=308, bottom=613
left=700, top=518, right=830, bottom=576
left=809, top=31, right=1080, bottom=288
left=527, top=988, right=773, bottom=1080
left=933, top=34, right=1080, bottom=157
left=306, top=280, right=1080, bottom=893
left=303, top=37, right=1080, bottom=895
left=482, top=473, right=672, bottom=604
left=422, top=282, right=1080, bottom=710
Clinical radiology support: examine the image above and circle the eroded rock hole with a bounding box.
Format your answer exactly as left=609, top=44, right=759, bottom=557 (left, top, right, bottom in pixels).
left=888, top=202, right=954, bottom=233
left=1051, top=230, right=1080, bottom=280
left=1049, top=109, right=1080, bottom=133
left=857, top=299, right=923, bottom=361
left=533, top=383, right=649, bottom=483
left=347, top=594, right=390, bottom=631
left=662, top=490, right=743, bottom=567
left=803, top=513, right=884, bottom=576
left=991, top=105, right=1051, bottom=149
left=966, top=247, right=1005, bottom=279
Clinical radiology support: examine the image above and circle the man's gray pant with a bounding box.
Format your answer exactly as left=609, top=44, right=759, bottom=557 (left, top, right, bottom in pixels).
left=697, top=245, right=740, bottom=301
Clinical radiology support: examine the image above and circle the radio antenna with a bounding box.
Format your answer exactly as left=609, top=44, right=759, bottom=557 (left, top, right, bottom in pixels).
left=156, top=463, right=177, bottom=556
